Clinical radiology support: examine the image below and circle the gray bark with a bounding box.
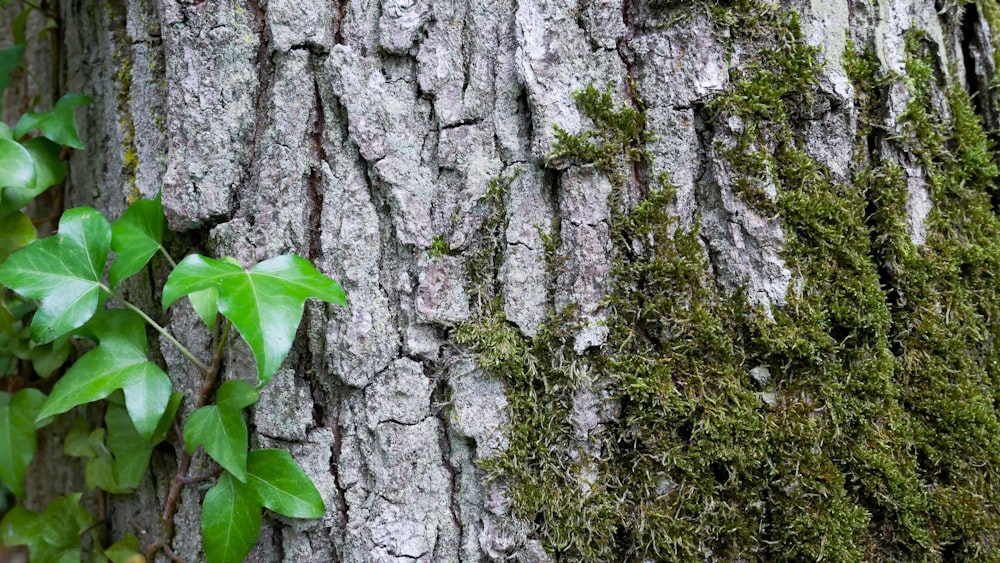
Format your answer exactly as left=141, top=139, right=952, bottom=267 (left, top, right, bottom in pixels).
left=9, top=0, right=999, bottom=561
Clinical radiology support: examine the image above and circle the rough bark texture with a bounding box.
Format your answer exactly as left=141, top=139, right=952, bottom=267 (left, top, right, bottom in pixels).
left=14, top=0, right=1000, bottom=560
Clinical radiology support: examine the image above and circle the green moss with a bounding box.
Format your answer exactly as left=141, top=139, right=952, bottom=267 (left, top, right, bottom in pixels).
left=456, top=0, right=1000, bottom=560
left=108, top=3, right=139, bottom=201
left=428, top=235, right=451, bottom=259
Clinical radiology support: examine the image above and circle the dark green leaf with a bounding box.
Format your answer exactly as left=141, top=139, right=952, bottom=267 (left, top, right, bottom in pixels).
left=0, top=44, right=24, bottom=98
left=0, top=211, right=35, bottom=262
left=0, top=138, right=35, bottom=190
left=105, top=402, right=152, bottom=490
left=11, top=7, right=30, bottom=45
left=0, top=388, right=45, bottom=497
left=14, top=93, right=92, bottom=149
left=0, top=493, right=92, bottom=562
left=37, top=309, right=171, bottom=440
left=246, top=449, right=324, bottom=518
left=201, top=471, right=262, bottom=563
left=110, top=194, right=165, bottom=287
left=28, top=336, right=71, bottom=378
left=0, top=207, right=110, bottom=342
left=62, top=417, right=94, bottom=459
left=0, top=137, right=69, bottom=219
left=184, top=380, right=258, bottom=481
left=163, top=254, right=347, bottom=386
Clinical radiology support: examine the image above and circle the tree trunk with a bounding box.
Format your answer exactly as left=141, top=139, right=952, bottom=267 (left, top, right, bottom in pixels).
left=17, top=0, right=1000, bottom=560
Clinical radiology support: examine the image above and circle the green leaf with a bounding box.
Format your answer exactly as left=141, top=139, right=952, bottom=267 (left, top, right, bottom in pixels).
left=0, top=44, right=24, bottom=98
left=109, top=194, right=165, bottom=287
left=11, top=7, right=30, bottom=45
left=184, top=380, right=258, bottom=481
left=163, top=254, right=347, bottom=386
left=0, top=388, right=45, bottom=497
left=62, top=417, right=94, bottom=458
left=105, top=402, right=153, bottom=490
left=188, top=288, right=219, bottom=330
left=201, top=471, right=262, bottom=563
left=103, top=534, right=143, bottom=563
left=0, top=138, right=35, bottom=190
left=0, top=211, right=35, bottom=262
left=0, top=137, right=69, bottom=219
left=37, top=309, right=171, bottom=440
left=0, top=207, right=110, bottom=343
left=0, top=493, right=92, bottom=562
left=150, top=391, right=184, bottom=445
left=246, top=449, right=324, bottom=518
left=0, top=122, right=12, bottom=140
left=14, top=93, right=92, bottom=149
left=28, top=336, right=71, bottom=378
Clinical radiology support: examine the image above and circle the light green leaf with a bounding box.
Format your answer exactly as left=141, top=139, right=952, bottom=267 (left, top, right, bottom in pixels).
left=0, top=207, right=110, bottom=343
left=14, top=93, right=92, bottom=149
left=0, top=138, right=35, bottom=190
left=0, top=388, right=45, bottom=497
left=188, top=287, right=219, bottom=330
left=37, top=309, right=171, bottom=441
left=103, top=533, right=143, bottom=563
left=202, top=471, right=262, bottom=563
left=110, top=194, right=165, bottom=287
left=105, top=402, right=153, bottom=490
left=0, top=44, right=24, bottom=98
left=62, top=417, right=94, bottom=458
left=0, top=137, right=69, bottom=219
left=0, top=211, right=35, bottom=262
left=0, top=493, right=92, bottom=562
left=246, top=449, right=325, bottom=518
left=0, top=123, right=12, bottom=140
left=163, top=254, right=347, bottom=386
left=184, top=380, right=258, bottom=481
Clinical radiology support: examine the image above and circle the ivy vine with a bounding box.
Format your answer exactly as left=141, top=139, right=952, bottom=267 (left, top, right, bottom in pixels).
left=0, top=4, right=345, bottom=562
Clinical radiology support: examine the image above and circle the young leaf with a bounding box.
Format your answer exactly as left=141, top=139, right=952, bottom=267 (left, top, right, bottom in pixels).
left=110, top=194, right=165, bottom=287
left=201, top=471, right=262, bottom=563
left=0, top=493, right=92, bottom=562
left=0, top=138, right=35, bottom=190
left=184, top=380, right=258, bottom=481
left=0, top=211, right=36, bottom=262
left=0, top=388, right=45, bottom=497
left=103, top=534, right=143, bottom=563
left=246, top=449, right=325, bottom=518
left=163, top=254, right=347, bottom=386
left=36, top=309, right=171, bottom=440
left=0, top=137, right=69, bottom=218
left=0, top=207, right=110, bottom=343
left=14, top=93, right=92, bottom=149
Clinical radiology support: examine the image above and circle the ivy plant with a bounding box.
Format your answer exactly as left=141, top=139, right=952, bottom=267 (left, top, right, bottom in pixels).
left=0, top=6, right=347, bottom=562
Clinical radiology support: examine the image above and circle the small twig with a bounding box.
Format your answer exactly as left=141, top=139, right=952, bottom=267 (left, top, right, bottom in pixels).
left=178, top=466, right=224, bottom=485
left=146, top=320, right=230, bottom=561
left=161, top=543, right=187, bottom=563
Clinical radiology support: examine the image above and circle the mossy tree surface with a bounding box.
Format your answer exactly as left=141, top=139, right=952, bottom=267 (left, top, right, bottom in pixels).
left=459, top=1, right=1000, bottom=560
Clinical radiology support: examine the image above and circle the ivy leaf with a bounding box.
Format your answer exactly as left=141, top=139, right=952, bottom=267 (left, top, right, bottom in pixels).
left=0, top=493, right=92, bottom=563
left=28, top=336, right=71, bottom=378
left=103, top=534, right=143, bottom=563
left=0, top=207, right=110, bottom=343
left=184, top=380, right=258, bottom=481
left=0, top=138, right=35, bottom=190
left=0, top=137, right=69, bottom=219
left=105, top=401, right=153, bottom=490
left=0, top=211, right=35, bottom=262
left=37, top=309, right=171, bottom=441
left=14, top=93, right=92, bottom=150
left=163, top=254, right=347, bottom=387
left=201, top=471, right=262, bottom=563
left=0, top=388, right=45, bottom=498
left=188, top=288, right=219, bottom=330
left=246, top=449, right=325, bottom=518
left=110, top=194, right=165, bottom=288
left=150, top=391, right=184, bottom=445
left=0, top=44, right=24, bottom=98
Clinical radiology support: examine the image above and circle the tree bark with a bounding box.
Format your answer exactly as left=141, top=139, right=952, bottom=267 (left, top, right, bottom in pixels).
left=15, top=0, right=1000, bottom=560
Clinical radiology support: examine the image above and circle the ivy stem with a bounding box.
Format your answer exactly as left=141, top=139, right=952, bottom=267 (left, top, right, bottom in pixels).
left=102, top=287, right=211, bottom=373
left=159, top=245, right=178, bottom=269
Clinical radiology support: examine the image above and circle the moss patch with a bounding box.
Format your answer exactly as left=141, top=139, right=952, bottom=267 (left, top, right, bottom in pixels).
left=456, top=1, right=1000, bottom=560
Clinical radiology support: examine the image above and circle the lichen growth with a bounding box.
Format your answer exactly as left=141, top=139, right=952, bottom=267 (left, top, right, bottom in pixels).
left=456, top=0, right=1000, bottom=560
